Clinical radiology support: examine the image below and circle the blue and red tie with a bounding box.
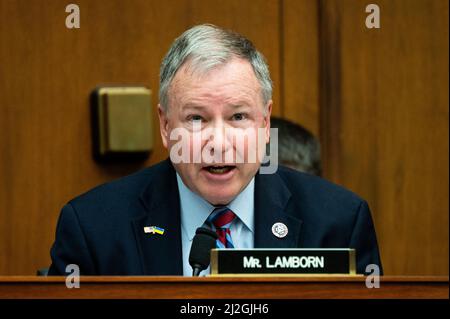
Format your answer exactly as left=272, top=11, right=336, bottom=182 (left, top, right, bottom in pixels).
left=207, top=207, right=236, bottom=248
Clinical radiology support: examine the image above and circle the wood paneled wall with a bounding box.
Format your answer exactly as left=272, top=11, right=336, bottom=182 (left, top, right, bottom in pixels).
left=0, top=0, right=447, bottom=275
left=282, top=0, right=320, bottom=136
left=318, top=0, right=448, bottom=275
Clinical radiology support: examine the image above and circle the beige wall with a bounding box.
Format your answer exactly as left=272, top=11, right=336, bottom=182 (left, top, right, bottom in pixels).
left=0, top=0, right=447, bottom=275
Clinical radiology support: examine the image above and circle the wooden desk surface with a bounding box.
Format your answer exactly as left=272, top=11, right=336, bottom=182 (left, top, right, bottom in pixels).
left=0, top=276, right=448, bottom=299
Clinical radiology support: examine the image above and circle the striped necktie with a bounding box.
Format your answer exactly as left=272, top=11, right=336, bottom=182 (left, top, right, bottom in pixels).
left=207, top=207, right=236, bottom=248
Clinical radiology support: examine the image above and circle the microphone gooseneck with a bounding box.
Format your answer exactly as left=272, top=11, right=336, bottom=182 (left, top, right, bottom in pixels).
left=189, top=227, right=218, bottom=277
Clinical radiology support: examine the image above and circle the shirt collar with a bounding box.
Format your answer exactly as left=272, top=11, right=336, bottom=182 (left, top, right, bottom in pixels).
left=177, top=173, right=255, bottom=241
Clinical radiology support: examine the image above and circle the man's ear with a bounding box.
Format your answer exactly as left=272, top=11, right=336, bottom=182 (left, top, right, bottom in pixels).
left=158, top=104, right=169, bottom=149
left=264, top=100, right=273, bottom=144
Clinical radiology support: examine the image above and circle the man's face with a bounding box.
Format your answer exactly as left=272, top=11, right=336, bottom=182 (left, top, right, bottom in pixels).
left=158, top=58, right=272, bottom=205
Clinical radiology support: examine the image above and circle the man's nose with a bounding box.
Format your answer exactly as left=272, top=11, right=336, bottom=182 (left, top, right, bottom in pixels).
left=209, top=124, right=233, bottom=155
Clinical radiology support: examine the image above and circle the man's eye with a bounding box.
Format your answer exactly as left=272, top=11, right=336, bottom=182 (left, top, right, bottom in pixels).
left=188, top=115, right=203, bottom=122
left=232, top=113, right=247, bottom=121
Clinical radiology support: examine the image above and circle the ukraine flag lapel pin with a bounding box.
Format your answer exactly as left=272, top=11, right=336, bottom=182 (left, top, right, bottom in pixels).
left=144, top=226, right=165, bottom=235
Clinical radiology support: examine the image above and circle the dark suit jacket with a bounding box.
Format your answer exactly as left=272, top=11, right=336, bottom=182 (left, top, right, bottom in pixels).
left=48, top=159, right=382, bottom=275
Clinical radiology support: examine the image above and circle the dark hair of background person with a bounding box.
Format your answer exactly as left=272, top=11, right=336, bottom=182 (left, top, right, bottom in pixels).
left=270, top=116, right=322, bottom=176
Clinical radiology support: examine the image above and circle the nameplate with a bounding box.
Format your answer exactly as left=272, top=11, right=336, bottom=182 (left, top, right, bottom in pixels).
left=210, top=249, right=356, bottom=275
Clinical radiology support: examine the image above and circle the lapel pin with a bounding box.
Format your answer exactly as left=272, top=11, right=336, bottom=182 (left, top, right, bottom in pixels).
left=272, top=222, right=288, bottom=238
left=144, top=226, right=165, bottom=235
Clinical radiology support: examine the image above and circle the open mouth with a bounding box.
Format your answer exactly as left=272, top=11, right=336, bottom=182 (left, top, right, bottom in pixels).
left=203, top=165, right=236, bottom=174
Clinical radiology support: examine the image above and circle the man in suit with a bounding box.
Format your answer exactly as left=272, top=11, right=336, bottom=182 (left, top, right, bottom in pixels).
left=48, top=24, right=382, bottom=276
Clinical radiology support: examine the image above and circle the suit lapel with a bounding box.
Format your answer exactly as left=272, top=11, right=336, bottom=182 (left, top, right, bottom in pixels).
left=132, top=159, right=183, bottom=275
left=254, top=171, right=303, bottom=248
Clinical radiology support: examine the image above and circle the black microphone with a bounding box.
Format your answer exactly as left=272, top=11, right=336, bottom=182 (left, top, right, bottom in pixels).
left=189, top=227, right=218, bottom=276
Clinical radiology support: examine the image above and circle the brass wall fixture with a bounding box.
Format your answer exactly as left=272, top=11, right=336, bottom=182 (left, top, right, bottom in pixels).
left=91, top=86, right=153, bottom=162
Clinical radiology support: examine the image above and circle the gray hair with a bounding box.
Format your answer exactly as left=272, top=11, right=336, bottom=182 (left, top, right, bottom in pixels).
left=269, top=117, right=322, bottom=176
left=159, top=24, right=273, bottom=112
